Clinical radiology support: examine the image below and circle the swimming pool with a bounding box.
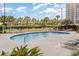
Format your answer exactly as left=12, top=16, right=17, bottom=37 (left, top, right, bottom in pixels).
left=10, top=32, right=69, bottom=43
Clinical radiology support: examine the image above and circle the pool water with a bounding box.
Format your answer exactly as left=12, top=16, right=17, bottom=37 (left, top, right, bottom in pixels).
left=10, top=32, right=69, bottom=43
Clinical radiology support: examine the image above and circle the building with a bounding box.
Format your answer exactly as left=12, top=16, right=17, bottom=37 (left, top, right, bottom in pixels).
left=66, top=3, right=79, bottom=24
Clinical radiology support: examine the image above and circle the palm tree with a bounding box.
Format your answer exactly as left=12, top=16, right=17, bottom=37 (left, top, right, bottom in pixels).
left=56, top=15, right=60, bottom=20
left=23, top=16, right=31, bottom=26
left=42, top=17, right=49, bottom=26
left=55, top=15, right=60, bottom=30
left=31, top=18, right=37, bottom=26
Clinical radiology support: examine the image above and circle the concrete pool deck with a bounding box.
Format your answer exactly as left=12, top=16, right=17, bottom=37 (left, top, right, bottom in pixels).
left=0, top=31, right=79, bottom=56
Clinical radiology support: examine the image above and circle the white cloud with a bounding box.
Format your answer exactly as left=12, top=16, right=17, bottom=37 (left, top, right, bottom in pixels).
left=33, top=3, right=64, bottom=11
left=0, top=7, right=13, bottom=13
left=40, top=7, right=66, bottom=19
left=16, top=7, right=27, bottom=12
left=54, top=4, right=60, bottom=8
left=33, top=3, right=37, bottom=5
left=40, top=8, right=60, bottom=14
left=33, top=3, right=50, bottom=10
left=33, top=4, right=44, bottom=10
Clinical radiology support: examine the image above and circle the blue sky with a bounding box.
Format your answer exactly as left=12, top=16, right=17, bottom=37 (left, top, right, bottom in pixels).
left=0, top=3, right=65, bottom=19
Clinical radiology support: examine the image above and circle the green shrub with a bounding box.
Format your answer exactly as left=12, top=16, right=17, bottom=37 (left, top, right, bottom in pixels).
left=72, top=51, right=79, bottom=56
left=0, top=45, right=43, bottom=56
left=64, top=24, right=78, bottom=31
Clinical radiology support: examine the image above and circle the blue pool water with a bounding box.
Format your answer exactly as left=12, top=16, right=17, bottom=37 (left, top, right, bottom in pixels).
left=10, top=32, right=69, bottom=43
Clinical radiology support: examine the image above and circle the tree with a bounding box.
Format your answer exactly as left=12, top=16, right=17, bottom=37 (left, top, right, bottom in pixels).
left=42, top=17, right=49, bottom=26
left=62, top=18, right=73, bottom=25
left=23, top=16, right=31, bottom=26
left=17, top=17, right=23, bottom=25
left=55, top=15, right=60, bottom=30
left=56, top=15, right=60, bottom=20
left=31, top=18, right=37, bottom=25
left=0, top=16, right=16, bottom=23
left=0, top=16, right=16, bottom=33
